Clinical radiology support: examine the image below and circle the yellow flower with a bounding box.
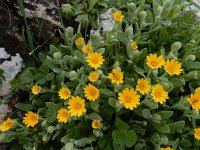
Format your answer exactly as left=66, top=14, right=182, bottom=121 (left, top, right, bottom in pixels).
left=108, top=69, right=124, bottom=84
left=23, top=111, right=39, bottom=127
left=31, top=84, right=41, bottom=95
left=82, top=44, right=93, bottom=53
left=0, top=118, right=14, bottom=132
left=160, top=147, right=174, bottom=150
left=130, top=42, right=138, bottom=49
left=146, top=54, right=165, bottom=69
left=88, top=71, right=99, bottom=82
left=194, top=128, right=200, bottom=140
left=86, top=52, right=104, bottom=69
left=151, top=84, right=169, bottom=104
left=118, top=88, right=140, bottom=110
left=68, top=96, right=86, bottom=117
left=136, top=78, right=151, bottom=95
left=57, top=108, right=69, bottom=123
left=187, top=93, right=200, bottom=111
left=92, top=120, right=101, bottom=129
left=113, top=11, right=124, bottom=22
left=75, top=37, right=84, bottom=46
left=84, top=84, right=99, bottom=101
left=164, top=59, right=183, bottom=75
left=195, top=87, right=200, bottom=94
left=58, top=87, right=71, bottom=100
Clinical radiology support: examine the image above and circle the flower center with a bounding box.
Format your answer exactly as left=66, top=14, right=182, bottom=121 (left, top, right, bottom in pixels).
left=151, top=61, right=158, bottom=67
left=75, top=103, right=82, bottom=109
left=139, top=83, right=145, bottom=91
left=113, top=73, right=121, bottom=81
left=90, top=88, right=97, bottom=97
left=30, top=115, right=37, bottom=122
left=64, top=91, right=69, bottom=96
left=125, top=95, right=132, bottom=103
left=155, top=91, right=162, bottom=98
left=92, top=57, right=100, bottom=64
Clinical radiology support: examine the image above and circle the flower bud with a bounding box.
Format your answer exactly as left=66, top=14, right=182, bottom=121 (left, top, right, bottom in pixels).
left=139, top=11, right=147, bottom=22
left=47, top=126, right=56, bottom=134
left=65, top=27, right=74, bottom=39
left=125, top=26, right=133, bottom=40
left=162, top=82, right=170, bottom=90
left=42, top=134, right=49, bottom=142
left=185, top=55, right=196, bottom=61
left=181, top=2, right=190, bottom=9
left=69, top=71, right=78, bottom=81
left=41, top=120, right=47, bottom=127
left=154, top=4, right=163, bottom=17
left=171, top=42, right=182, bottom=53
left=127, top=3, right=137, bottom=15
left=53, top=52, right=62, bottom=60
left=61, top=4, right=73, bottom=20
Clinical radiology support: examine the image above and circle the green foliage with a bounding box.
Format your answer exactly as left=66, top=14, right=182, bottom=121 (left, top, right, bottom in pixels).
left=2, top=0, right=200, bottom=150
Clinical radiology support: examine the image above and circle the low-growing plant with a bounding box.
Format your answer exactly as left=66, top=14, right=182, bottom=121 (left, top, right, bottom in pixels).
left=1, top=0, right=200, bottom=150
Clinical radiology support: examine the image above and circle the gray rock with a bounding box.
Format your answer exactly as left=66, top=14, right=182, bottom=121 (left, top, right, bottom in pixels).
left=0, top=48, right=23, bottom=96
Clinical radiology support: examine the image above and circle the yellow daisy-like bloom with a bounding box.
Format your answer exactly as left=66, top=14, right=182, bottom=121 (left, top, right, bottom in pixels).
left=136, top=78, right=151, bottom=95
left=108, top=69, right=124, bottom=84
left=84, top=84, right=99, bottom=101
left=23, top=111, right=39, bottom=127
left=86, top=52, right=105, bottom=69
left=146, top=54, right=165, bottom=69
left=160, top=147, right=174, bottom=150
left=82, top=44, right=93, bottom=53
left=130, top=42, right=138, bottom=49
left=92, top=120, right=101, bottom=129
left=57, top=108, right=69, bottom=123
left=151, top=84, right=169, bottom=104
left=68, top=96, right=86, bottom=117
left=118, top=88, right=140, bottom=110
left=88, top=71, right=99, bottom=82
left=195, top=87, right=200, bottom=94
left=0, top=118, right=14, bottom=132
left=58, top=87, right=71, bottom=100
left=113, top=11, right=124, bottom=22
left=31, top=84, right=41, bottom=95
left=187, top=93, right=200, bottom=111
left=194, top=128, right=200, bottom=140
left=75, top=37, right=84, bottom=46
left=164, top=59, right=183, bottom=75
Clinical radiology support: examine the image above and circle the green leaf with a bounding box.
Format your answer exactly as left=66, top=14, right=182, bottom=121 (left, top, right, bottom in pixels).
left=91, top=101, right=99, bottom=112
left=142, top=109, right=152, bottom=119
left=115, top=117, right=129, bottom=130
left=157, top=111, right=174, bottom=119
left=98, top=136, right=106, bottom=149
left=143, top=98, right=158, bottom=109
left=180, top=139, right=192, bottom=147
left=112, top=129, right=137, bottom=147
left=153, top=123, right=170, bottom=133
left=101, top=89, right=116, bottom=98
left=88, top=0, right=98, bottom=12
left=88, top=112, right=102, bottom=121
left=171, top=78, right=185, bottom=88
left=116, top=31, right=129, bottom=46
left=169, top=121, right=185, bottom=133
left=184, top=62, right=200, bottom=70
left=76, top=138, right=91, bottom=147
left=108, top=98, right=118, bottom=107
left=15, top=103, right=33, bottom=111
left=45, top=102, right=60, bottom=116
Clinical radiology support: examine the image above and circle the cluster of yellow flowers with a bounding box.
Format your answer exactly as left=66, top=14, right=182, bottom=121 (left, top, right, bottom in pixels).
left=1, top=11, right=199, bottom=150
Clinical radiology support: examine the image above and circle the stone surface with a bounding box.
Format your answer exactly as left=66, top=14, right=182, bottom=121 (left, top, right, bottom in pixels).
left=0, top=48, right=23, bottom=96
left=100, top=9, right=115, bottom=31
